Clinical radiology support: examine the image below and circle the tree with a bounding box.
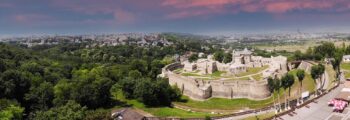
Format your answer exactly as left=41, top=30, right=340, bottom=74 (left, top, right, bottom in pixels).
left=53, top=79, right=73, bottom=106
left=311, top=64, right=325, bottom=95
left=314, top=42, right=336, bottom=58
left=71, top=77, right=114, bottom=109
left=130, top=60, right=147, bottom=75
left=134, top=78, right=159, bottom=106
left=296, top=70, right=305, bottom=85
left=0, top=99, right=24, bottom=120
left=188, top=54, right=199, bottom=63
left=274, top=78, right=281, bottom=111
left=118, top=78, right=137, bottom=99
left=128, top=70, right=142, bottom=79
left=332, top=51, right=342, bottom=82
left=223, top=53, right=232, bottom=64
left=84, top=109, right=111, bottom=120
left=267, top=77, right=276, bottom=111
left=0, top=59, right=6, bottom=72
left=32, top=101, right=87, bottom=120
left=213, top=51, right=224, bottom=63
left=282, top=73, right=295, bottom=96
left=0, top=105, right=24, bottom=120
left=293, top=50, right=303, bottom=60
left=281, top=73, right=294, bottom=109
left=267, top=77, right=275, bottom=94
left=25, top=82, right=54, bottom=111
left=296, top=70, right=305, bottom=103
left=0, top=70, right=31, bottom=103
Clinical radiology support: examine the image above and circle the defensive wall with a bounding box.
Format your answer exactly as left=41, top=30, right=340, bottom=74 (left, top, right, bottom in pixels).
left=162, top=63, right=271, bottom=101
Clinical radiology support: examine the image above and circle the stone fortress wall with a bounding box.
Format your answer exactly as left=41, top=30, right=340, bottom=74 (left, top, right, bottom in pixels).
left=161, top=63, right=271, bottom=101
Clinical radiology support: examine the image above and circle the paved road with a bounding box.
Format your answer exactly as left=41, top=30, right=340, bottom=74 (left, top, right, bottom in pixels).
left=278, top=84, right=343, bottom=120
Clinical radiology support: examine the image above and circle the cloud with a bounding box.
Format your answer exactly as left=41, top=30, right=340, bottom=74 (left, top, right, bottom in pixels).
left=162, top=0, right=350, bottom=18
left=113, top=9, right=136, bottom=24
left=13, top=14, right=52, bottom=23
left=51, top=0, right=137, bottom=24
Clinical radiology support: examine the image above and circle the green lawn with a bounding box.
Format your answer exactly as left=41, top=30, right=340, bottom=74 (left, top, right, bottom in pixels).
left=341, top=63, right=350, bottom=79
left=236, top=66, right=269, bottom=77
left=227, top=77, right=251, bottom=81
left=174, top=91, right=284, bottom=111
left=252, top=74, right=263, bottom=80
left=113, top=90, right=215, bottom=118
left=241, top=112, right=275, bottom=120
left=341, top=63, right=350, bottom=70
left=182, top=72, right=201, bottom=76
left=173, top=68, right=183, bottom=73
left=210, top=71, right=226, bottom=77
left=345, top=71, right=350, bottom=79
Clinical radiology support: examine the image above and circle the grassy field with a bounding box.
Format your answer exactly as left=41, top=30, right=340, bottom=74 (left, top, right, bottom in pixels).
left=254, top=40, right=350, bottom=52
left=241, top=112, right=275, bottom=120
left=226, top=77, right=251, bottom=81
left=113, top=90, right=216, bottom=118
left=235, top=66, right=269, bottom=77
left=341, top=63, right=350, bottom=80
left=251, top=74, right=263, bottom=80
left=174, top=90, right=288, bottom=111
left=341, top=63, right=350, bottom=70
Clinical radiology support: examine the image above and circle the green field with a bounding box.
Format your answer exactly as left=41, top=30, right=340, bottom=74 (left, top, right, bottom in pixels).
left=241, top=112, right=275, bottom=120
left=254, top=40, right=350, bottom=52
left=341, top=63, right=350, bottom=80
left=235, top=66, right=269, bottom=77
left=252, top=74, right=263, bottom=80
left=113, top=90, right=216, bottom=118
left=227, top=77, right=251, bottom=81
left=341, top=63, right=350, bottom=70
left=173, top=90, right=288, bottom=111
left=175, top=96, right=273, bottom=110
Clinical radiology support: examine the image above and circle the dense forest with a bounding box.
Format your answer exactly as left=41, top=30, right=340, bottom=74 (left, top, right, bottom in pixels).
left=0, top=34, right=214, bottom=120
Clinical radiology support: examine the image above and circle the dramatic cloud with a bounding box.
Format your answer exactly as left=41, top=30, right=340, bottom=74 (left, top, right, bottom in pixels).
left=113, top=9, right=136, bottom=24
left=162, top=0, right=350, bottom=18
left=50, top=0, right=138, bottom=24
left=12, top=14, right=52, bottom=23
left=1, top=0, right=350, bottom=34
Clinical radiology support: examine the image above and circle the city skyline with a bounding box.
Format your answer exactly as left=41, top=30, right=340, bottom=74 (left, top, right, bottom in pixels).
left=1, top=0, right=350, bottom=35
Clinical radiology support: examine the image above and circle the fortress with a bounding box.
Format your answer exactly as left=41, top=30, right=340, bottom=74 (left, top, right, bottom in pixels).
left=161, top=48, right=288, bottom=100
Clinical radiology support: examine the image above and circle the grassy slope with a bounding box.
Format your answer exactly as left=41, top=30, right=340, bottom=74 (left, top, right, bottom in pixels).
left=235, top=66, right=269, bottom=77
left=241, top=112, right=275, bottom=120
left=325, top=64, right=337, bottom=90
left=113, top=90, right=215, bottom=118
left=175, top=96, right=274, bottom=110
left=174, top=89, right=289, bottom=111
left=341, top=63, right=350, bottom=70
left=287, top=70, right=316, bottom=99
left=341, top=63, right=350, bottom=81
left=252, top=74, right=263, bottom=80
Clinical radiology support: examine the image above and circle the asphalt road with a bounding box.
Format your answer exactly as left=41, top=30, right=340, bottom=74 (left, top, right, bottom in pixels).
left=278, top=84, right=345, bottom=120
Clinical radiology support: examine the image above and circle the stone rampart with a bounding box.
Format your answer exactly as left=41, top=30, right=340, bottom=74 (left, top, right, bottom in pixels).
left=163, top=63, right=271, bottom=101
